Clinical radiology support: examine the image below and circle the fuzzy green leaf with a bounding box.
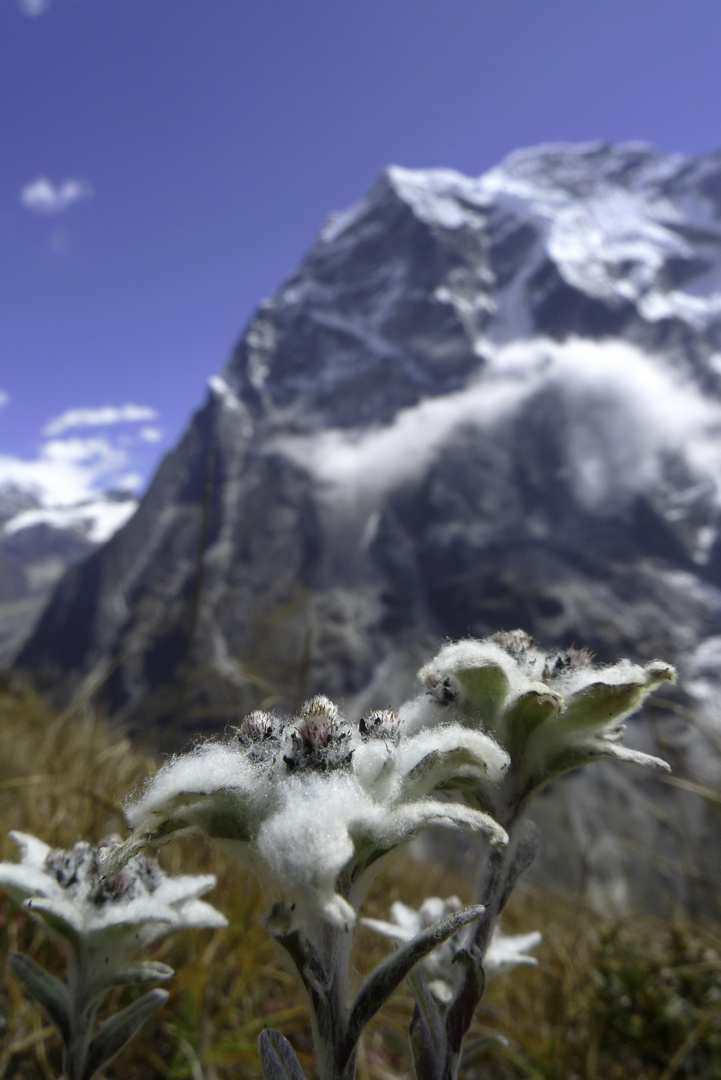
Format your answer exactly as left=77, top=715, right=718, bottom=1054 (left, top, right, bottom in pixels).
left=561, top=667, right=673, bottom=732
left=445, top=947, right=486, bottom=1055
left=502, top=687, right=562, bottom=755
left=83, top=988, right=168, bottom=1080
left=497, top=819, right=540, bottom=912
left=408, top=970, right=448, bottom=1080
left=8, top=953, right=71, bottom=1043
left=94, top=961, right=175, bottom=994
left=258, top=1028, right=308, bottom=1080
left=456, top=664, right=510, bottom=723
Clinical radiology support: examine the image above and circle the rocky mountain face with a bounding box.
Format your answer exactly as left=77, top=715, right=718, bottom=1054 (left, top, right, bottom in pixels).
left=16, top=141, right=721, bottom=908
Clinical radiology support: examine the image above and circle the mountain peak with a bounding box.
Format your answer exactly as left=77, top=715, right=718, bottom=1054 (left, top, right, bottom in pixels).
left=17, top=140, right=721, bottom=905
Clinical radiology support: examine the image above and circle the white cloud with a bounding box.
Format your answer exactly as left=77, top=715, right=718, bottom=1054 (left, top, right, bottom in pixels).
left=44, top=404, right=158, bottom=436
left=0, top=436, right=127, bottom=508
left=16, top=0, right=52, bottom=15
left=0, top=392, right=8, bottom=409
left=0, top=402, right=161, bottom=509
left=277, top=337, right=721, bottom=515
left=140, top=426, right=163, bottom=443
left=116, top=471, right=143, bottom=492
left=0, top=398, right=166, bottom=543
left=20, top=177, right=92, bottom=215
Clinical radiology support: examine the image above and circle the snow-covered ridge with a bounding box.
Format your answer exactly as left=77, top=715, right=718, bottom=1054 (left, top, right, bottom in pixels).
left=3, top=494, right=138, bottom=544
left=315, top=143, right=721, bottom=335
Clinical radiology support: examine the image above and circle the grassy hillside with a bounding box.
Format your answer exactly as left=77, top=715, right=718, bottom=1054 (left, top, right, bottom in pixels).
left=1, top=683, right=720, bottom=1080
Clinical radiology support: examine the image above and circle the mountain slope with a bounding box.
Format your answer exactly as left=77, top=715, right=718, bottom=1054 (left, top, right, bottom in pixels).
left=16, top=142, right=721, bottom=905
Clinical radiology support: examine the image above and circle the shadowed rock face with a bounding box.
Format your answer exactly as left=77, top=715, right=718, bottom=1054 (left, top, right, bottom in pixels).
left=16, top=142, right=721, bottom=909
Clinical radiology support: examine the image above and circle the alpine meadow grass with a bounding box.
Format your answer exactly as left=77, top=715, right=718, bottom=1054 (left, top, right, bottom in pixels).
left=1, top=634, right=720, bottom=1080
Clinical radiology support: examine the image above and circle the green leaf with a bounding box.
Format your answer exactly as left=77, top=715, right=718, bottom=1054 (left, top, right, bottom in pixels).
left=83, top=988, right=168, bottom=1080
left=23, top=898, right=81, bottom=948
left=93, top=961, right=175, bottom=994
left=264, top=909, right=330, bottom=1001
left=8, top=952, right=71, bottom=1044
left=408, top=971, right=447, bottom=1080
left=401, top=744, right=501, bottom=801
left=456, top=664, right=510, bottom=723
left=536, top=737, right=671, bottom=792
left=561, top=673, right=672, bottom=732
left=497, top=820, right=540, bottom=912
left=445, top=946, right=486, bottom=1055
left=265, top=914, right=334, bottom=1053
left=502, top=687, right=562, bottom=755
left=258, top=1028, right=308, bottom=1080
left=341, top=903, right=485, bottom=1072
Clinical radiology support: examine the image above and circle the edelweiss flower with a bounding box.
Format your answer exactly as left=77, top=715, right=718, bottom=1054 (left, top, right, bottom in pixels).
left=0, top=832, right=226, bottom=1080
left=123, top=696, right=510, bottom=930
left=0, top=831, right=226, bottom=994
left=362, top=895, right=541, bottom=1003
left=401, top=631, right=675, bottom=803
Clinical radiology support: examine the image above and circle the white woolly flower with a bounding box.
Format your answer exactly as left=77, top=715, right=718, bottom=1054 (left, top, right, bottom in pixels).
left=0, top=832, right=226, bottom=973
left=402, top=631, right=676, bottom=801
left=362, top=895, right=541, bottom=1003
left=0, top=832, right=226, bottom=1080
left=123, top=697, right=509, bottom=931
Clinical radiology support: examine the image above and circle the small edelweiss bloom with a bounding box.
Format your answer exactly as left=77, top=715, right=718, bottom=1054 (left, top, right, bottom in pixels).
left=0, top=831, right=226, bottom=1080
left=401, top=632, right=676, bottom=801
left=362, top=896, right=541, bottom=1002
left=0, top=832, right=225, bottom=965
left=124, top=698, right=509, bottom=932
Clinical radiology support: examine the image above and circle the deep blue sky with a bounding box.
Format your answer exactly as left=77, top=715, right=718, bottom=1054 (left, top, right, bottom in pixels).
left=2, top=0, right=721, bottom=501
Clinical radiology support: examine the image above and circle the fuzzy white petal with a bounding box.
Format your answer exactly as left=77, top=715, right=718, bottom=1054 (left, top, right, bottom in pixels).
left=126, top=743, right=263, bottom=835
left=0, top=863, right=58, bottom=901
left=485, top=929, right=542, bottom=974
left=9, top=830, right=52, bottom=866
left=152, top=873, right=219, bottom=906
left=397, top=725, right=510, bottom=792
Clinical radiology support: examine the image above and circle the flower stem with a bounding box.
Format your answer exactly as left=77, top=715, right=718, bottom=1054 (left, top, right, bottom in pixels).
left=271, top=914, right=357, bottom=1080
left=443, top=811, right=526, bottom=1079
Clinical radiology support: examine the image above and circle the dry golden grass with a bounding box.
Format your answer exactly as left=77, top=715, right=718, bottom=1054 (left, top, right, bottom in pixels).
left=1, top=682, right=720, bottom=1080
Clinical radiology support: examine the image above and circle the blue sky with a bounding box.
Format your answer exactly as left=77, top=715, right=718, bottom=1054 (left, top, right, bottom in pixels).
left=2, top=0, right=721, bottom=505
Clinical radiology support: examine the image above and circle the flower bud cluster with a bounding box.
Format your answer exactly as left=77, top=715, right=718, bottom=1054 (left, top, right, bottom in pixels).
left=43, top=839, right=162, bottom=907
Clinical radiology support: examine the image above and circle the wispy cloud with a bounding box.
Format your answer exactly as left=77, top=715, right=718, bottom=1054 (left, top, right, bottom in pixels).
left=140, top=426, right=163, bottom=443
left=0, top=400, right=163, bottom=512
left=0, top=392, right=8, bottom=410
left=20, top=177, right=92, bottom=215
left=0, top=436, right=128, bottom=507
left=16, top=0, right=52, bottom=15
left=44, top=404, right=158, bottom=437
left=278, top=337, right=721, bottom=515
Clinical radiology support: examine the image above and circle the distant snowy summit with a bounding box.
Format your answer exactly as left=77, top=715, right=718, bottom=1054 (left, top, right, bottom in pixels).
left=0, top=484, right=137, bottom=666
left=1, top=485, right=138, bottom=544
